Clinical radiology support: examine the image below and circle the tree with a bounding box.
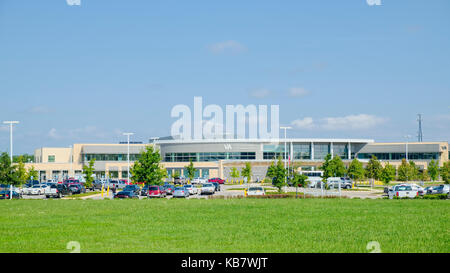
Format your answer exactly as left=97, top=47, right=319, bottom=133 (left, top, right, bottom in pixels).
left=420, top=169, right=430, bottom=182
left=82, top=159, right=96, bottom=189
left=130, top=146, right=167, bottom=186
left=0, top=152, right=17, bottom=185
left=408, top=161, right=419, bottom=181
left=266, top=160, right=276, bottom=179
left=13, top=154, right=34, bottom=163
left=440, top=162, right=450, bottom=184
left=380, top=163, right=396, bottom=185
left=290, top=172, right=308, bottom=198
left=319, top=154, right=333, bottom=181
left=347, top=159, right=365, bottom=181
left=272, top=156, right=287, bottom=193
left=330, top=156, right=346, bottom=177
left=241, top=162, right=252, bottom=183
left=172, top=170, right=180, bottom=179
left=27, top=166, right=39, bottom=181
left=185, top=159, right=197, bottom=181
left=397, top=158, right=409, bottom=181
left=366, top=155, right=382, bottom=181
left=428, top=160, right=439, bottom=181
left=230, top=167, right=240, bottom=181
left=14, top=156, right=28, bottom=186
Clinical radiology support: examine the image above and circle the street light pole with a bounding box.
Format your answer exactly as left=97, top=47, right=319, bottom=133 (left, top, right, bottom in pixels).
left=280, top=126, right=292, bottom=193
left=123, top=133, right=134, bottom=184
left=404, top=135, right=411, bottom=162
left=3, top=121, right=19, bottom=200
left=3, top=121, right=19, bottom=163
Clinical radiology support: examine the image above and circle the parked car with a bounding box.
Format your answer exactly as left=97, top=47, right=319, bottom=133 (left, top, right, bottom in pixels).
left=200, top=183, right=215, bottom=195
left=408, top=184, right=425, bottom=196
left=208, top=178, right=225, bottom=184
left=388, top=185, right=419, bottom=199
left=64, top=179, right=81, bottom=186
left=174, top=177, right=187, bottom=185
left=173, top=187, right=190, bottom=198
left=29, top=184, right=49, bottom=195
left=246, top=186, right=265, bottom=196
left=140, top=185, right=149, bottom=196
left=164, top=185, right=175, bottom=195
left=107, top=180, right=127, bottom=190
left=69, top=184, right=86, bottom=194
left=46, top=184, right=71, bottom=198
left=123, top=185, right=141, bottom=195
left=327, top=177, right=352, bottom=189
left=147, top=185, right=167, bottom=198
left=114, top=191, right=139, bottom=199
left=428, top=184, right=450, bottom=195
left=0, top=190, right=21, bottom=199
left=183, top=184, right=198, bottom=195
left=192, top=178, right=207, bottom=184
left=211, top=182, right=221, bottom=192
left=91, top=180, right=106, bottom=191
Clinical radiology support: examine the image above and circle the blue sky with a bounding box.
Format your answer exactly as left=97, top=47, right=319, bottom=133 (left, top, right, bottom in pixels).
left=0, top=0, right=449, bottom=154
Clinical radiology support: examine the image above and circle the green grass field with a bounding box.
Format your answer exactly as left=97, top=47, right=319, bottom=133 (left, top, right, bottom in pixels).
left=0, top=199, right=448, bottom=253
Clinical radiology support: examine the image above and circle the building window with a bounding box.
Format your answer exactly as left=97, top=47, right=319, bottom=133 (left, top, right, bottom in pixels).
left=293, top=144, right=311, bottom=160
left=164, top=152, right=256, bottom=162
left=333, top=144, right=348, bottom=159
left=48, top=155, right=55, bottom=162
left=314, top=144, right=330, bottom=160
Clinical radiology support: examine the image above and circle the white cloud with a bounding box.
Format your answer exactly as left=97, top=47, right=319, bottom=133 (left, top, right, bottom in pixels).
left=249, top=89, right=271, bottom=98
left=321, top=114, right=386, bottom=130
left=288, top=87, right=310, bottom=97
left=48, top=128, right=60, bottom=139
left=292, top=117, right=314, bottom=129
left=29, top=105, right=50, bottom=114
left=291, top=114, right=387, bottom=131
left=207, top=40, right=247, bottom=54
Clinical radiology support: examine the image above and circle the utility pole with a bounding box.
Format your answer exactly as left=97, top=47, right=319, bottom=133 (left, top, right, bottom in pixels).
left=123, top=133, right=134, bottom=184
left=3, top=121, right=19, bottom=200
left=280, top=126, right=292, bottom=193
left=417, top=114, right=423, bottom=142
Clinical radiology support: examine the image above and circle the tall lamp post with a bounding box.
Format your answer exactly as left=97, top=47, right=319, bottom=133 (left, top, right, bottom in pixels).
left=123, top=133, right=134, bottom=184
left=280, top=126, right=292, bottom=193
left=3, top=121, right=19, bottom=200
left=404, top=135, right=412, bottom=162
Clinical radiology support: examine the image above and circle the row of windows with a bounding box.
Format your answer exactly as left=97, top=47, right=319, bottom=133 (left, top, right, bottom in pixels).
left=83, top=154, right=141, bottom=162
left=164, top=152, right=256, bottom=162
left=357, top=153, right=439, bottom=160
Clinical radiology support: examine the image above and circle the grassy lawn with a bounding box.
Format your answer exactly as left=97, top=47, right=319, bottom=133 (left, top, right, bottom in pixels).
left=0, top=199, right=448, bottom=253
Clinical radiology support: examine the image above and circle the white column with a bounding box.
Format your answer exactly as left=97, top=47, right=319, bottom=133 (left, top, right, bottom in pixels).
left=348, top=142, right=351, bottom=160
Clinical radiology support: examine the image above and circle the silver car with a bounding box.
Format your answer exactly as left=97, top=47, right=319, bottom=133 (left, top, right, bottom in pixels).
left=200, top=183, right=215, bottom=195
left=173, top=187, right=190, bottom=198
left=183, top=184, right=198, bottom=195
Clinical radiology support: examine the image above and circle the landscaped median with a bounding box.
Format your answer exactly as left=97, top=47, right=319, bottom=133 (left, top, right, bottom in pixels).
left=0, top=198, right=448, bottom=253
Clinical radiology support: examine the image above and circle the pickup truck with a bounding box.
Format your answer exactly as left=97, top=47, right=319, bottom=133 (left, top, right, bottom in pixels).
left=388, top=185, right=419, bottom=199
left=45, top=184, right=72, bottom=198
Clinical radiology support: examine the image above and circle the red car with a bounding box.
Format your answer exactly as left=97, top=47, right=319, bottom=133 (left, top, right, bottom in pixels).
left=147, top=185, right=167, bottom=198
left=208, top=178, right=225, bottom=184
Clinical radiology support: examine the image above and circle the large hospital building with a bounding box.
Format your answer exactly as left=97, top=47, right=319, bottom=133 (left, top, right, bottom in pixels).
left=24, top=137, right=449, bottom=182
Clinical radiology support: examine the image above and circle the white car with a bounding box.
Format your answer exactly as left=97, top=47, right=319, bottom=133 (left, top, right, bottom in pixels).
left=184, top=184, right=198, bottom=195
left=29, top=184, right=49, bottom=195
left=192, top=178, right=207, bottom=184
left=388, top=184, right=419, bottom=199
left=246, top=186, right=265, bottom=196
left=408, top=183, right=425, bottom=196
left=200, top=183, right=215, bottom=195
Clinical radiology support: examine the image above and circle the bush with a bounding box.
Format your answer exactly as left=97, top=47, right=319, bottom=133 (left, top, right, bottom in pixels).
left=422, top=194, right=448, bottom=200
